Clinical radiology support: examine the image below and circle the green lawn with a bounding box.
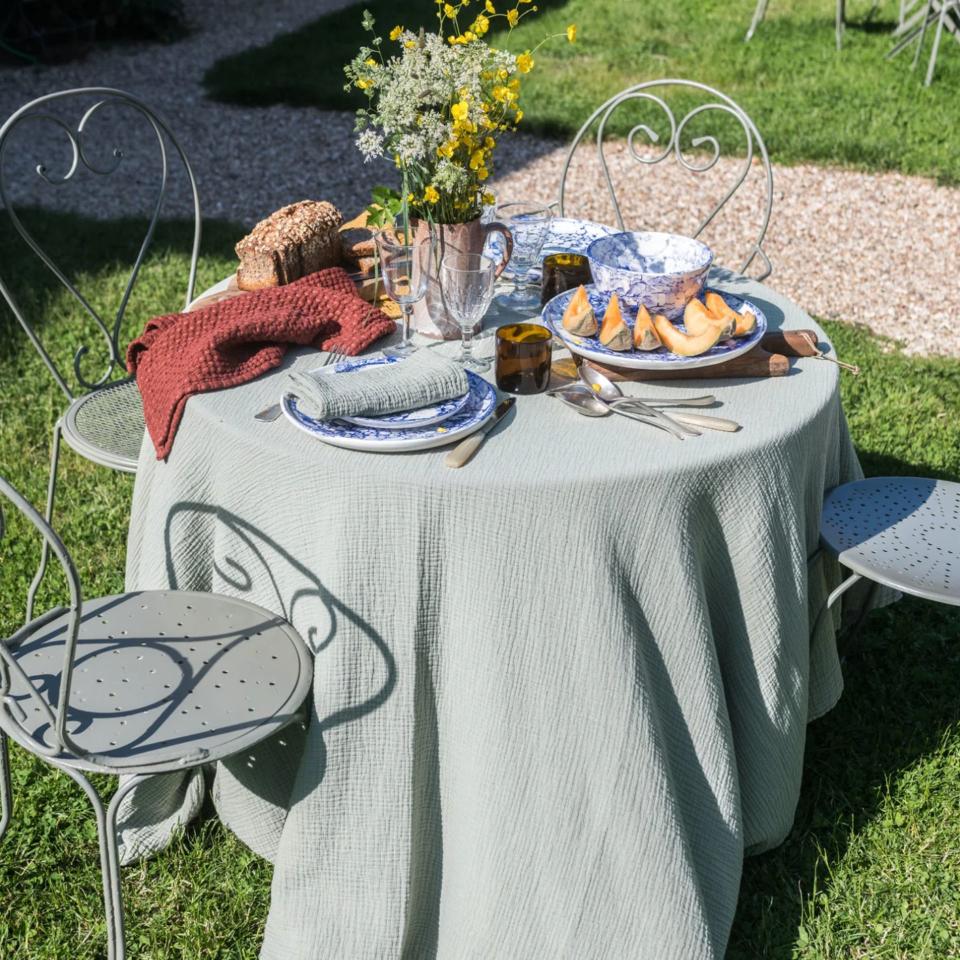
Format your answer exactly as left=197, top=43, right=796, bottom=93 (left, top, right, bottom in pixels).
left=1, top=214, right=960, bottom=957
left=203, top=0, right=960, bottom=185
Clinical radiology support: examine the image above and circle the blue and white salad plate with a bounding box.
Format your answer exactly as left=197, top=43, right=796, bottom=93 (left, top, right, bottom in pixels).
left=486, top=217, right=617, bottom=283
left=543, top=285, right=768, bottom=371
left=281, top=356, right=497, bottom=452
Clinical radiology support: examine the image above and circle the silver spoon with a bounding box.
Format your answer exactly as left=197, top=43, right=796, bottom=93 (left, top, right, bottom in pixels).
left=579, top=366, right=741, bottom=434
left=553, top=385, right=688, bottom=440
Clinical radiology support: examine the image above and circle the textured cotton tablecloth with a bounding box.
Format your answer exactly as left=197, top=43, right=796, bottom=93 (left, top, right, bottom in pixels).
left=122, top=272, right=862, bottom=960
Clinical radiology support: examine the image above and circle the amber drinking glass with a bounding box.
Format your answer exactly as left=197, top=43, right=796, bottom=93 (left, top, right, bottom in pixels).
left=495, top=323, right=553, bottom=395
left=540, top=252, right=592, bottom=307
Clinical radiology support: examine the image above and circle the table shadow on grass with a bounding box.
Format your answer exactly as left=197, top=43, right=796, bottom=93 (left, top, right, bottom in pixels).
left=728, top=574, right=960, bottom=956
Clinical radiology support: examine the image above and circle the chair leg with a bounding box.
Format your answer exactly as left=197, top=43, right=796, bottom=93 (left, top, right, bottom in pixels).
left=0, top=731, right=11, bottom=841
left=912, top=0, right=935, bottom=68
left=836, top=0, right=845, bottom=49
left=52, top=764, right=147, bottom=960
left=745, top=0, right=771, bottom=41
left=25, top=421, right=63, bottom=624
left=925, top=3, right=949, bottom=84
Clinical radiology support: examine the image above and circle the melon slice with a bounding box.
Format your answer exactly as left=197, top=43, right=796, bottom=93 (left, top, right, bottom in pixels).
left=632, top=304, right=661, bottom=351
left=684, top=297, right=731, bottom=338
left=652, top=312, right=723, bottom=357
left=705, top=291, right=756, bottom=338
left=562, top=285, right=598, bottom=337
left=599, top=294, right=632, bottom=351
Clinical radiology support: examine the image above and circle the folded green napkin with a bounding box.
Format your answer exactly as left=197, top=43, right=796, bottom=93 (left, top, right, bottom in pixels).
left=286, top=350, right=469, bottom=421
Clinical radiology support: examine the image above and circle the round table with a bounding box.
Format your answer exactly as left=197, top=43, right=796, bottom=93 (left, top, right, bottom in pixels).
left=122, top=273, right=863, bottom=960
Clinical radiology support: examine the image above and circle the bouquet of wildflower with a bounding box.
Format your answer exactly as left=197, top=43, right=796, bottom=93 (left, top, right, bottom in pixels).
left=345, top=3, right=576, bottom=227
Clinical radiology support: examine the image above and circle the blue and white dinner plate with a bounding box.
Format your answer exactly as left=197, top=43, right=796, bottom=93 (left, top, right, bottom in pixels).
left=281, top=356, right=498, bottom=452
left=543, top=285, right=768, bottom=371
left=486, top=217, right=617, bottom=283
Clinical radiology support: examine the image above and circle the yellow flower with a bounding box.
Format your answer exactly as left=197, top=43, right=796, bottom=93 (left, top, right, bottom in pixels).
left=485, top=0, right=496, bottom=11
left=357, top=78, right=373, bottom=90
left=566, top=23, right=577, bottom=43
left=365, top=58, right=378, bottom=67
left=507, top=8, right=519, bottom=26
left=464, top=30, right=477, bottom=41
left=443, top=2, right=456, bottom=15
left=389, top=25, right=403, bottom=40
left=515, top=109, right=524, bottom=122
left=405, top=39, right=417, bottom=48
left=472, top=14, right=489, bottom=35
left=484, top=136, right=496, bottom=149
left=451, top=99, right=470, bottom=121
left=477, top=167, right=489, bottom=181
left=424, top=185, right=440, bottom=204
left=516, top=51, right=534, bottom=73
left=497, top=68, right=509, bottom=80
left=482, top=191, right=496, bottom=205
left=469, top=149, right=485, bottom=170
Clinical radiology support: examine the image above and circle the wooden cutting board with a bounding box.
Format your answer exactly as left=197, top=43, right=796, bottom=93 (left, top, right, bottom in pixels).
left=574, top=330, right=822, bottom=383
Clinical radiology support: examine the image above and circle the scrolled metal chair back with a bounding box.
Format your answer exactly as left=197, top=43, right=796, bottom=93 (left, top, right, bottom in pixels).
left=0, top=476, right=87, bottom=760
left=0, top=87, right=201, bottom=400
left=558, top=79, right=773, bottom=280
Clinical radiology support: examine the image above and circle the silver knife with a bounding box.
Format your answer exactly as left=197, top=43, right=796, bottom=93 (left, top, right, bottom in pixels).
left=444, top=396, right=515, bottom=468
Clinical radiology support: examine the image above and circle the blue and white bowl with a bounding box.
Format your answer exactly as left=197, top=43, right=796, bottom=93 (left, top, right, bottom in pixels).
left=586, top=231, right=713, bottom=320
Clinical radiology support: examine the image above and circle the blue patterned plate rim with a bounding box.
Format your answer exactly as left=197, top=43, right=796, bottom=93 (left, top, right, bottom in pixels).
left=298, top=356, right=473, bottom=430
left=281, top=361, right=498, bottom=453
left=542, top=285, right=768, bottom=371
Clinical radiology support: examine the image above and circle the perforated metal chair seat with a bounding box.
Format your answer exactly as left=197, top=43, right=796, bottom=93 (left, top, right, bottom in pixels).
left=0, top=591, right=313, bottom=775
left=61, top=379, right=145, bottom=474
left=821, top=477, right=960, bottom=606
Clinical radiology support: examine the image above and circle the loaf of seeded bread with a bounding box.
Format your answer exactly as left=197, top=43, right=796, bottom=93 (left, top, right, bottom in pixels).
left=235, top=200, right=343, bottom=290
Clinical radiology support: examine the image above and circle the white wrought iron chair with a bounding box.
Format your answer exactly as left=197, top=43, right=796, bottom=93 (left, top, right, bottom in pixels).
left=746, top=0, right=846, bottom=49
left=0, top=87, right=200, bottom=619
left=557, top=79, right=774, bottom=282
left=888, top=0, right=960, bottom=82
left=814, top=477, right=960, bottom=642
left=0, top=475, right=313, bottom=959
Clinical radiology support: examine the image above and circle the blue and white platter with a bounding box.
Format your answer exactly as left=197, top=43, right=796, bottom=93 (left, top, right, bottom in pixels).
left=487, top=217, right=617, bottom=283
left=543, top=285, right=768, bottom=371
left=281, top=356, right=498, bottom=452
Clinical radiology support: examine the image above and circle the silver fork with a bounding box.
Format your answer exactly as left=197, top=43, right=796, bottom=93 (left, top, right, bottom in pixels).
left=254, top=351, right=345, bottom=422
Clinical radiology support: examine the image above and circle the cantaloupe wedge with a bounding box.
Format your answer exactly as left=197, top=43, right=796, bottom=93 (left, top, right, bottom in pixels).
left=562, top=285, right=598, bottom=337
left=704, top=291, right=756, bottom=337
left=599, top=294, right=632, bottom=351
left=632, top=304, right=661, bottom=351
left=684, top=297, right=731, bottom=338
left=652, top=312, right=723, bottom=357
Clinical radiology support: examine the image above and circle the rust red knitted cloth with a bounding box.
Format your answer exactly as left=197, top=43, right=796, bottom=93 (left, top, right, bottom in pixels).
left=127, top=267, right=395, bottom=460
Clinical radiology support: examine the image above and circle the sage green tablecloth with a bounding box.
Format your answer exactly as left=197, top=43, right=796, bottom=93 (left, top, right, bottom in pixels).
left=122, top=273, right=861, bottom=960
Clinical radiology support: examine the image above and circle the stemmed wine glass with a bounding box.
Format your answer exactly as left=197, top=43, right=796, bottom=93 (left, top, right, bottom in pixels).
left=375, top=230, right=433, bottom=358
left=493, top=201, right=553, bottom=313
left=439, top=252, right=497, bottom=372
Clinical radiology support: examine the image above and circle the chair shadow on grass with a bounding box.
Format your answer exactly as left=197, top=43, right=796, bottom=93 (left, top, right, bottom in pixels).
left=0, top=209, right=242, bottom=378
left=727, top=450, right=960, bottom=959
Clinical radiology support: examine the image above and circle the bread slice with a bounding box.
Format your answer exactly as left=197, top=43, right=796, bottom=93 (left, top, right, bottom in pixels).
left=599, top=294, right=632, bottom=351
left=562, top=285, right=598, bottom=337
left=632, top=304, right=661, bottom=351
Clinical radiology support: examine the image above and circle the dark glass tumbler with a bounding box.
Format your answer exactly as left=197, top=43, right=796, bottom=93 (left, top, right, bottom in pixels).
left=495, top=323, right=553, bottom=395
left=540, top=253, right=593, bottom=306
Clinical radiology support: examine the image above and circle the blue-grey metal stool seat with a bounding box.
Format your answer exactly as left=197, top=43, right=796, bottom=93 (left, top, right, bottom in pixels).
left=818, top=477, right=960, bottom=638
left=0, top=477, right=313, bottom=960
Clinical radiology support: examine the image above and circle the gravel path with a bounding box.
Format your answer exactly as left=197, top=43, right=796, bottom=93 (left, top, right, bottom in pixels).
left=2, top=0, right=959, bottom=357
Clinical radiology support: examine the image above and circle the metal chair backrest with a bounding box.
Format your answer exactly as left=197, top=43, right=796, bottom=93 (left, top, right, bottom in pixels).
left=558, top=79, right=773, bottom=281
left=0, top=476, right=86, bottom=760
left=0, top=87, right=201, bottom=401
